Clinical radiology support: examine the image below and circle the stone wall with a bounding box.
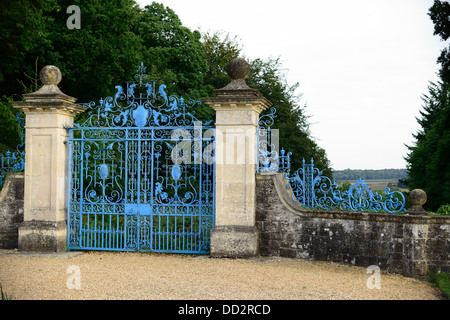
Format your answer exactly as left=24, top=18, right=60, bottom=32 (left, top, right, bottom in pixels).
left=256, top=173, right=450, bottom=278
left=0, top=173, right=24, bottom=249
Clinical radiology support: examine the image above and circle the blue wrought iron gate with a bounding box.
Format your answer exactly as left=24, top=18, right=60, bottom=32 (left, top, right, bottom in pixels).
left=66, top=63, right=215, bottom=253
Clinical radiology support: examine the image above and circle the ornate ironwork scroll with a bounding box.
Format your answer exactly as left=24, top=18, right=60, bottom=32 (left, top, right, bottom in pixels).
left=66, top=63, right=215, bottom=253
left=256, top=107, right=291, bottom=174
left=286, top=158, right=406, bottom=214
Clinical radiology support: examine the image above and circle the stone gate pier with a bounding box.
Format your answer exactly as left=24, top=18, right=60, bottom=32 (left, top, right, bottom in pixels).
left=203, top=58, right=271, bottom=257
left=12, top=66, right=85, bottom=251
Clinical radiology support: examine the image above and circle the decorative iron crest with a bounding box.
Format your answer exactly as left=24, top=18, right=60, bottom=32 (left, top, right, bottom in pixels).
left=256, top=107, right=291, bottom=174
left=76, top=62, right=212, bottom=128
left=286, top=158, right=406, bottom=214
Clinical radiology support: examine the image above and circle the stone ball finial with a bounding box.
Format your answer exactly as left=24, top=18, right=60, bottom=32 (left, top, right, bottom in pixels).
left=40, top=65, right=62, bottom=86
left=409, top=189, right=427, bottom=206
left=227, top=58, right=250, bottom=80
left=406, top=189, right=428, bottom=215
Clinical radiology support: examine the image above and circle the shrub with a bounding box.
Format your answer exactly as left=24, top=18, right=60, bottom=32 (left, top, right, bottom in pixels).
left=428, top=270, right=450, bottom=299
left=429, top=204, right=450, bottom=215
left=436, top=204, right=450, bottom=215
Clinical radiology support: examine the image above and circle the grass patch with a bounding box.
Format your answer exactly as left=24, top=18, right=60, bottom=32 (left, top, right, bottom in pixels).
left=429, top=270, right=450, bottom=299
left=0, top=283, right=12, bottom=300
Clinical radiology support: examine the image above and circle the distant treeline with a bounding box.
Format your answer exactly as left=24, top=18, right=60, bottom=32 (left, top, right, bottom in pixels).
left=333, top=169, right=407, bottom=180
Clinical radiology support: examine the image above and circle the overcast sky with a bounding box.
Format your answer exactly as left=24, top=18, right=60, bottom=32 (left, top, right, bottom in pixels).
left=136, top=0, right=447, bottom=170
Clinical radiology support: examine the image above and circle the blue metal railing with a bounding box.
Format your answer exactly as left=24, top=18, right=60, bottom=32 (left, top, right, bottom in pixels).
left=0, top=112, right=25, bottom=187
left=256, top=107, right=291, bottom=174
left=286, top=158, right=406, bottom=214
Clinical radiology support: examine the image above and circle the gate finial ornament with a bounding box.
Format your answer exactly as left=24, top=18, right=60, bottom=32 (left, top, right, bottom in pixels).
left=24, top=65, right=74, bottom=98
left=227, top=58, right=250, bottom=80
left=33, top=65, right=66, bottom=95
left=406, top=189, right=428, bottom=215
left=40, top=65, right=62, bottom=86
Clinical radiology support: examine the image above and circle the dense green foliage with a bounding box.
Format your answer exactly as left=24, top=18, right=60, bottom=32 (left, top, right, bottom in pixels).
left=1, top=0, right=143, bottom=102
left=132, top=2, right=214, bottom=125
left=0, top=96, right=22, bottom=153
left=0, top=1, right=331, bottom=173
left=404, top=81, right=450, bottom=211
left=403, top=1, right=450, bottom=211
left=429, top=204, right=450, bottom=216
left=428, top=0, right=450, bottom=83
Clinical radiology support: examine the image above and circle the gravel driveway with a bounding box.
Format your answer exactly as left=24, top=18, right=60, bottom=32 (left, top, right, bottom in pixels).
left=0, top=249, right=442, bottom=300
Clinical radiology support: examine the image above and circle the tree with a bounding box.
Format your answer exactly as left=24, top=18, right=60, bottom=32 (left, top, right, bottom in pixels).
left=413, top=81, right=448, bottom=142
left=132, top=2, right=213, bottom=122
left=202, top=31, right=242, bottom=92
left=0, top=96, right=22, bottom=153
left=46, top=0, right=144, bottom=103
left=404, top=81, right=450, bottom=210
left=0, top=0, right=144, bottom=103
left=428, top=0, right=450, bottom=83
left=403, top=2, right=450, bottom=211
left=201, top=31, right=331, bottom=175
left=247, top=57, right=331, bottom=175
left=0, top=0, right=59, bottom=98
